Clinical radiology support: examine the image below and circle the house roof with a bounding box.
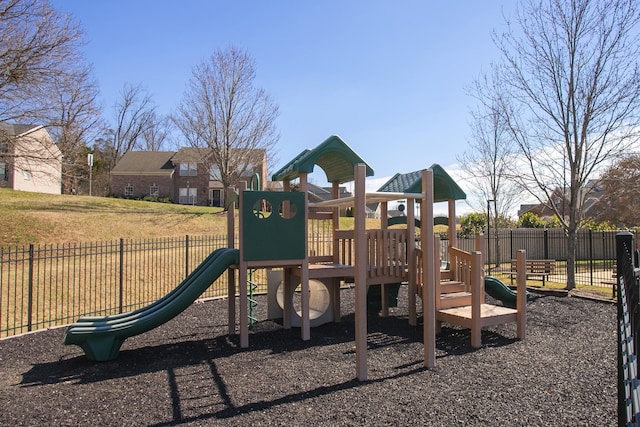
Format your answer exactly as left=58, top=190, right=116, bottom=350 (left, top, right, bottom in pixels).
left=111, top=151, right=175, bottom=175
left=0, top=122, right=42, bottom=137
left=172, top=147, right=212, bottom=163
left=271, top=135, right=374, bottom=184
left=377, top=164, right=466, bottom=202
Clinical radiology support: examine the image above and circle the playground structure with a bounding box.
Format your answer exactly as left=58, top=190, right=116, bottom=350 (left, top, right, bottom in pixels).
left=64, top=135, right=526, bottom=381
left=228, top=135, right=526, bottom=380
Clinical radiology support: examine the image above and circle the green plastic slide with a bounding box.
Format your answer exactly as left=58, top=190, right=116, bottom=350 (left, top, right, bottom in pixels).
left=64, top=247, right=239, bottom=362
left=484, top=275, right=521, bottom=308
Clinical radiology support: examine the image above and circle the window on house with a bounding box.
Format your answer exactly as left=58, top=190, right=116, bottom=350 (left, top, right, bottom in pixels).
left=22, top=169, right=31, bottom=180
left=0, top=162, right=5, bottom=181
left=0, top=143, right=7, bottom=153
left=209, top=164, right=220, bottom=180
left=149, top=185, right=159, bottom=197
left=124, top=184, right=134, bottom=197
left=179, top=187, right=197, bottom=204
left=179, top=162, right=197, bottom=176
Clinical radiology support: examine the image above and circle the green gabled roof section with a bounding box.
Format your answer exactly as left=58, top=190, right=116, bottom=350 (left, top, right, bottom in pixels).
left=377, top=164, right=466, bottom=202
left=271, top=135, right=374, bottom=184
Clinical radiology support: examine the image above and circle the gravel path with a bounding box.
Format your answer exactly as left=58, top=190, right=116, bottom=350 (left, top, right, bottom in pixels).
left=0, top=287, right=616, bottom=426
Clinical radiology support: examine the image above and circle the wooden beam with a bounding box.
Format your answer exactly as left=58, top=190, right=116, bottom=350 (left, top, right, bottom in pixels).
left=354, top=164, right=368, bottom=381
left=407, top=198, right=416, bottom=326
left=227, top=187, right=236, bottom=336
left=448, top=199, right=456, bottom=248
left=422, top=169, right=436, bottom=368
left=516, top=249, right=527, bottom=339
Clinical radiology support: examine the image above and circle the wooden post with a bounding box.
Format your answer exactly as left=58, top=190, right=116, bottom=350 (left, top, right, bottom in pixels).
left=299, top=173, right=310, bottom=341
left=471, top=251, right=483, bottom=348
left=354, top=164, right=368, bottom=381
left=448, top=198, right=457, bottom=248
left=380, top=201, right=389, bottom=317
left=331, top=182, right=341, bottom=322
left=237, top=181, right=248, bottom=347
left=282, top=179, right=292, bottom=330
left=516, top=249, right=527, bottom=339
left=227, top=187, right=236, bottom=336
left=422, top=169, right=435, bottom=368
left=407, top=198, right=416, bottom=326
left=475, top=234, right=485, bottom=304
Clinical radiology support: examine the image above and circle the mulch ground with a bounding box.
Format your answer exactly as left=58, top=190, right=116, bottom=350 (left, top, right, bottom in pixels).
left=0, top=287, right=616, bottom=426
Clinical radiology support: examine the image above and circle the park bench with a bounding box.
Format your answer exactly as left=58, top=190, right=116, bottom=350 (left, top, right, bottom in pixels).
left=497, top=259, right=556, bottom=286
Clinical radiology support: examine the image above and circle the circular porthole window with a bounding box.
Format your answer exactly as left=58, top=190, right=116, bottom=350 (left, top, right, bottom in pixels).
left=252, top=199, right=272, bottom=218
left=278, top=200, right=297, bottom=219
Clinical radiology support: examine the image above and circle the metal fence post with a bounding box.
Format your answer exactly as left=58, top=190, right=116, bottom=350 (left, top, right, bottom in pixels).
left=588, top=229, right=594, bottom=287
left=510, top=229, right=514, bottom=260
left=27, top=243, right=34, bottom=332
left=119, top=238, right=124, bottom=313
left=543, top=229, right=549, bottom=260
left=185, top=234, right=190, bottom=279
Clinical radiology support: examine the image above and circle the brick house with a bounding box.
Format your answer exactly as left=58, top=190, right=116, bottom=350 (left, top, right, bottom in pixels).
left=110, top=147, right=268, bottom=206
left=110, top=151, right=176, bottom=200
left=0, top=123, right=62, bottom=195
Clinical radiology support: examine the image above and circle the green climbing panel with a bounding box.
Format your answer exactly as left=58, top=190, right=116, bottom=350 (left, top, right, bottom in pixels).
left=241, top=191, right=305, bottom=261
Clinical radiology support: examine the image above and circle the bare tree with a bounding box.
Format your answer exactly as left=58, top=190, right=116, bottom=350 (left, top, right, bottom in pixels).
left=492, top=0, right=640, bottom=289
left=0, top=0, right=90, bottom=185
left=172, top=45, right=279, bottom=197
left=45, top=63, right=103, bottom=194
left=0, top=0, right=83, bottom=123
left=105, top=83, right=156, bottom=171
left=460, top=68, right=521, bottom=267
left=140, top=111, right=173, bottom=151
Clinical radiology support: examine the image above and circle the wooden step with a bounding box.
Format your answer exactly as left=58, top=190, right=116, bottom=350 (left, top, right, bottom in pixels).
left=437, top=303, right=518, bottom=328
left=440, top=281, right=465, bottom=294
left=439, top=291, right=472, bottom=309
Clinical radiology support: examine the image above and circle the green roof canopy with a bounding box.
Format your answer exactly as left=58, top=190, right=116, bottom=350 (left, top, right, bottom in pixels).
left=271, top=135, right=374, bottom=184
left=377, top=164, right=466, bottom=202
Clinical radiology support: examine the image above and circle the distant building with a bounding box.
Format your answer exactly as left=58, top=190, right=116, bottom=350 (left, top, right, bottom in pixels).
left=517, top=181, right=604, bottom=220
left=110, top=151, right=175, bottom=201
left=110, top=148, right=268, bottom=207
left=0, top=123, right=62, bottom=195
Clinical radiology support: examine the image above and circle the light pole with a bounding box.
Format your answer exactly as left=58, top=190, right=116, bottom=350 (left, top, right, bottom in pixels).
left=487, top=199, right=495, bottom=270
left=87, top=153, right=94, bottom=196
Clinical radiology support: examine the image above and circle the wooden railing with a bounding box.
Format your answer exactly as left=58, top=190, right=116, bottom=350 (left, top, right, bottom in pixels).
left=308, top=212, right=334, bottom=263
left=366, top=229, right=408, bottom=282
left=313, top=228, right=410, bottom=284
left=449, top=247, right=481, bottom=293
left=334, top=229, right=355, bottom=266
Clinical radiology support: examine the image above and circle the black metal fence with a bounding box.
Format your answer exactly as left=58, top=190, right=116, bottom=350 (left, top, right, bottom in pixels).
left=0, top=235, right=271, bottom=338
left=448, top=228, right=638, bottom=290
left=617, top=232, right=640, bottom=425
left=1, top=228, right=632, bottom=339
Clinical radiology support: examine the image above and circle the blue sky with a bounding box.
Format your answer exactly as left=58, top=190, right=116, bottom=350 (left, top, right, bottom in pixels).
left=52, top=1, right=515, bottom=210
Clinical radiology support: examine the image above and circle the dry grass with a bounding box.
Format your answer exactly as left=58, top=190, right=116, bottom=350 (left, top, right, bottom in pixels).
left=0, top=189, right=229, bottom=247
